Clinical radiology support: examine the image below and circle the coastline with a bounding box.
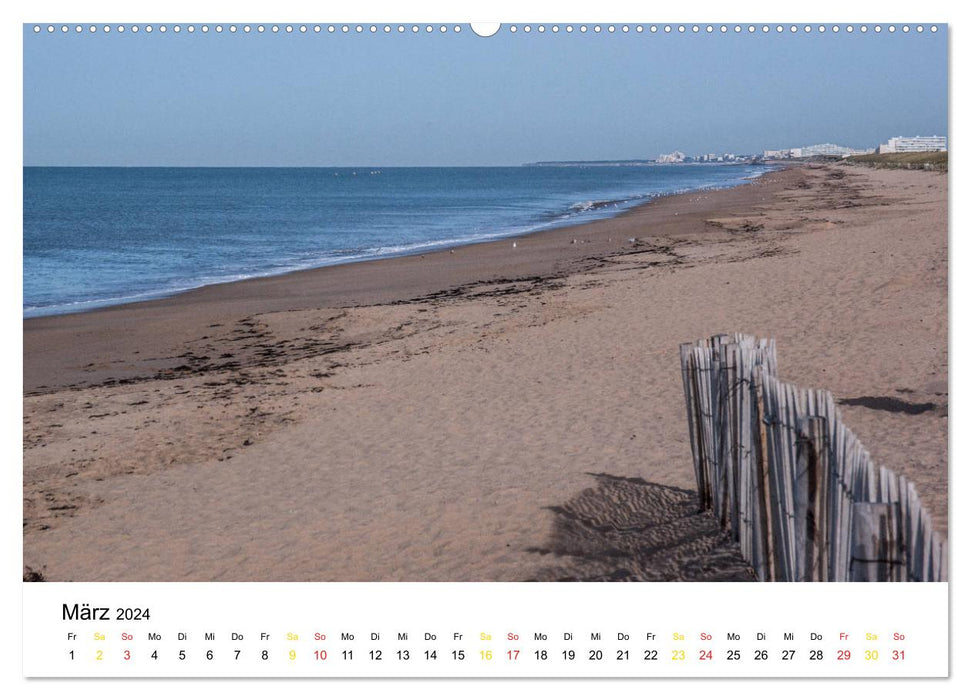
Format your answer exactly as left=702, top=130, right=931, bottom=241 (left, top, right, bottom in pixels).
left=23, top=164, right=947, bottom=581
left=24, top=168, right=779, bottom=393
left=23, top=165, right=770, bottom=322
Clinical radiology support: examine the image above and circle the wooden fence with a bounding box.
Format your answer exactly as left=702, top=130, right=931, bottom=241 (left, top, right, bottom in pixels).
left=679, top=333, right=946, bottom=582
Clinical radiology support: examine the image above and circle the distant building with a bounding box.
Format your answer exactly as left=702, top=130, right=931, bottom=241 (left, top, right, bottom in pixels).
left=799, top=143, right=872, bottom=157
left=877, top=135, right=947, bottom=153
left=762, top=148, right=801, bottom=159
left=763, top=144, right=871, bottom=158
left=658, top=150, right=685, bottom=163
left=800, top=143, right=842, bottom=156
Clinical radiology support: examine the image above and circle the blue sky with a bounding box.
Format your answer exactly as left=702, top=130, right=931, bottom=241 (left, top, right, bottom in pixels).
left=23, top=24, right=948, bottom=166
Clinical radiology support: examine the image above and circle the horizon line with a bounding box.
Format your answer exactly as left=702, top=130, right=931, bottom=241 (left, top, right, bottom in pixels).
left=22, top=161, right=772, bottom=169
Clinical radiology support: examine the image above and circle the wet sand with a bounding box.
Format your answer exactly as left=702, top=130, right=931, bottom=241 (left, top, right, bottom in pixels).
left=23, top=164, right=947, bottom=581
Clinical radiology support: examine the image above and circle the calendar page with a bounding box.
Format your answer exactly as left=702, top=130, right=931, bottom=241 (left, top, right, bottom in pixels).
left=17, top=0, right=953, bottom=690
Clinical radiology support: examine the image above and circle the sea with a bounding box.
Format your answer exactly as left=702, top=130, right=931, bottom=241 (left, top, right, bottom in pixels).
left=23, top=164, right=771, bottom=318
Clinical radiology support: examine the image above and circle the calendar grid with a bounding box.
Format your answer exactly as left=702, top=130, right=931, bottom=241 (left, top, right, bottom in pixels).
left=24, top=582, right=948, bottom=678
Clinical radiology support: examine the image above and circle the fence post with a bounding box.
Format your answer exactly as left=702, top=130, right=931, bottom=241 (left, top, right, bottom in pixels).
left=754, top=368, right=777, bottom=580
left=850, top=502, right=901, bottom=581
left=680, top=343, right=704, bottom=509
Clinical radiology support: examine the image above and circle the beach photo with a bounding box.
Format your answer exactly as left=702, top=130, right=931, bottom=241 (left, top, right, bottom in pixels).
left=23, top=23, right=947, bottom=583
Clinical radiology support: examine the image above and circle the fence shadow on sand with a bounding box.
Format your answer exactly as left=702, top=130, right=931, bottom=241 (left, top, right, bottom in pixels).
left=528, top=473, right=756, bottom=582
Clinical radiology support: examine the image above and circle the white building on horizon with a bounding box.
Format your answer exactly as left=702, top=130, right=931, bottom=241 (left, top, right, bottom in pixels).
left=658, top=150, right=685, bottom=163
left=877, top=135, right=947, bottom=154
left=764, top=143, right=872, bottom=159
left=762, top=148, right=804, bottom=159
left=799, top=143, right=873, bottom=157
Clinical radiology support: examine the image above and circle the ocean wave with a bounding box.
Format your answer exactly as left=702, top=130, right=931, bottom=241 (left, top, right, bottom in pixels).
left=569, top=198, right=625, bottom=213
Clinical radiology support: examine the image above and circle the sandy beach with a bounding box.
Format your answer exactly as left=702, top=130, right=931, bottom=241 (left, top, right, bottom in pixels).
left=22, top=164, right=947, bottom=582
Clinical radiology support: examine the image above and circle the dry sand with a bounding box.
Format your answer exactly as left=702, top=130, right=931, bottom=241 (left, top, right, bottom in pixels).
left=23, top=164, right=947, bottom=581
